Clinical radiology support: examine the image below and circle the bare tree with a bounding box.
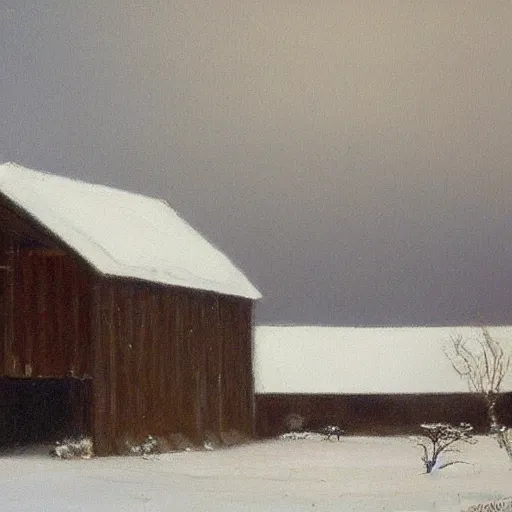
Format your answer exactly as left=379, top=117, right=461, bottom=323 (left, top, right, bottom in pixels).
left=413, top=423, right=476, bottom=474
left=445, top=326, right=512, bottom=457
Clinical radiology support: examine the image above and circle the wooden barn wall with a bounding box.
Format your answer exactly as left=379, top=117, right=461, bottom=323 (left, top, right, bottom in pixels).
left=0, top=200, right=93, bottom=378
left=0, top=231, right=14, bottom=375
left=255, top=393, right=512, bottom=437
left=91, top=279, right=254, bottom=455
left=7, top=248, right=92, bottom=378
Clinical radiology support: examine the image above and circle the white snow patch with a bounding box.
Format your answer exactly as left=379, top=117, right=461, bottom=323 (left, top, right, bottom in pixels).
left=50, top=437, right=93, bottom=459
left=279, top=431, right=325, bottom=440
left=0, top=436, right=510, bottom=511
left=254, top=325, right=512, bottom=394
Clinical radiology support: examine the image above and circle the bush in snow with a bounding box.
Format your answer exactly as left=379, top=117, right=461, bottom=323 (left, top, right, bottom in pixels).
left=411, top=422, right=476, bottom=474
left=284, top=413, right=306, bottom=432
left=129, top=435, right=160, bottom=456
left=50, top=437, right=93, bottom=459
left=319, top=425, right=345, bottom=441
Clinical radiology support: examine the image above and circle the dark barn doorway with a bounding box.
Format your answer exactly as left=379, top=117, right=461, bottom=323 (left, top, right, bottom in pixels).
left=0, top=377, right=92, bottom=449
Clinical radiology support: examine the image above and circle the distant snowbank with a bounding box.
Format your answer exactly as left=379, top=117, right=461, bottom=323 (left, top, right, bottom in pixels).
left=254, top=325, right=512, bottom=394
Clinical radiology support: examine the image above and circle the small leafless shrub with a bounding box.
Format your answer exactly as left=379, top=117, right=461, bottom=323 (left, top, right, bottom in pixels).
left=411, top=423, right=476, bottom=474
left=284, top=413, right=306, bottom=432
left=319, top=425, right=345, bottom=441
left=50, top=437, right=93, bottom=459
left=168, top=433, right=195, bottom=451
left=203, top=431, right=220, bottom=451
left=129, top=435, right=160, bottom=456
left=220, top=429, right=247, bottom=446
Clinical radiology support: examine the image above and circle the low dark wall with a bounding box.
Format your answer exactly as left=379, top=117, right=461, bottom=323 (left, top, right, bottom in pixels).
left=255, top=393, right=512, bottom=437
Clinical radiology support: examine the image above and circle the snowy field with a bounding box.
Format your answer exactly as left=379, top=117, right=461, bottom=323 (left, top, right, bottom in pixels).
left=1, top=436, right=512, bottom=512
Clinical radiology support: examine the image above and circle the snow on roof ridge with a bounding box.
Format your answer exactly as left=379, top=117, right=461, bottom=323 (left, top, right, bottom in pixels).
left=0, top=162, right=261, bottom=299
left=1, top=161, right=166, bottom=203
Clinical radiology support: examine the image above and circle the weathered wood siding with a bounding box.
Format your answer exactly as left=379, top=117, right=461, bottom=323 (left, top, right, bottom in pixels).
left=0, top=232, right=14, bottom=375
left=0, top=242, right=92, bottom=378
left=0, top=199, right=93, bottom=378
left=8, top=249, right=92, bottom=378
left=91, top=279, right=254, bottom=455
left=255, top=393, right=512, bottom=437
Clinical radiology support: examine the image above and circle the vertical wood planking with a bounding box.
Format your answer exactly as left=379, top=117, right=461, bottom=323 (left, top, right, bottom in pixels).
left=70, top=267, right=80, bottom=376
left=0, top=233, right=15, bottom=375
left=91, top=279, right=108, bottom=454
left=9, top=250, right=92, bottom=378
left=90, top=279, right=254, bottom=455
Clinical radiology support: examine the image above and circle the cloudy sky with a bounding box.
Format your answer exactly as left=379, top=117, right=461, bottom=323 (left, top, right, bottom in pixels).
left=1, top=1, right=512, bottom=326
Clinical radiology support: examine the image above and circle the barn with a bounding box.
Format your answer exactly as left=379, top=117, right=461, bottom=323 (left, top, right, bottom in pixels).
left=0, top=162, right=261, bottom=455
left=254, top=325, right=512, bottom=437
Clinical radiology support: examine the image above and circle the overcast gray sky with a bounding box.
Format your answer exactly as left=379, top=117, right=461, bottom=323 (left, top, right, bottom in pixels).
left=1, top=1, right=512, bottom=326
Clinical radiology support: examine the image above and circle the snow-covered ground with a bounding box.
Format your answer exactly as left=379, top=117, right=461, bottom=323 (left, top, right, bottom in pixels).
left=1, top=436, right=511, bottom=511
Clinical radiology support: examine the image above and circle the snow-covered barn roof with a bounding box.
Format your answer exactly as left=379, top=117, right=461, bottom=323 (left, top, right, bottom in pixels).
left=0, top=162, right=261, bottom=299
left=254, top=325, right=512, bottom=394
